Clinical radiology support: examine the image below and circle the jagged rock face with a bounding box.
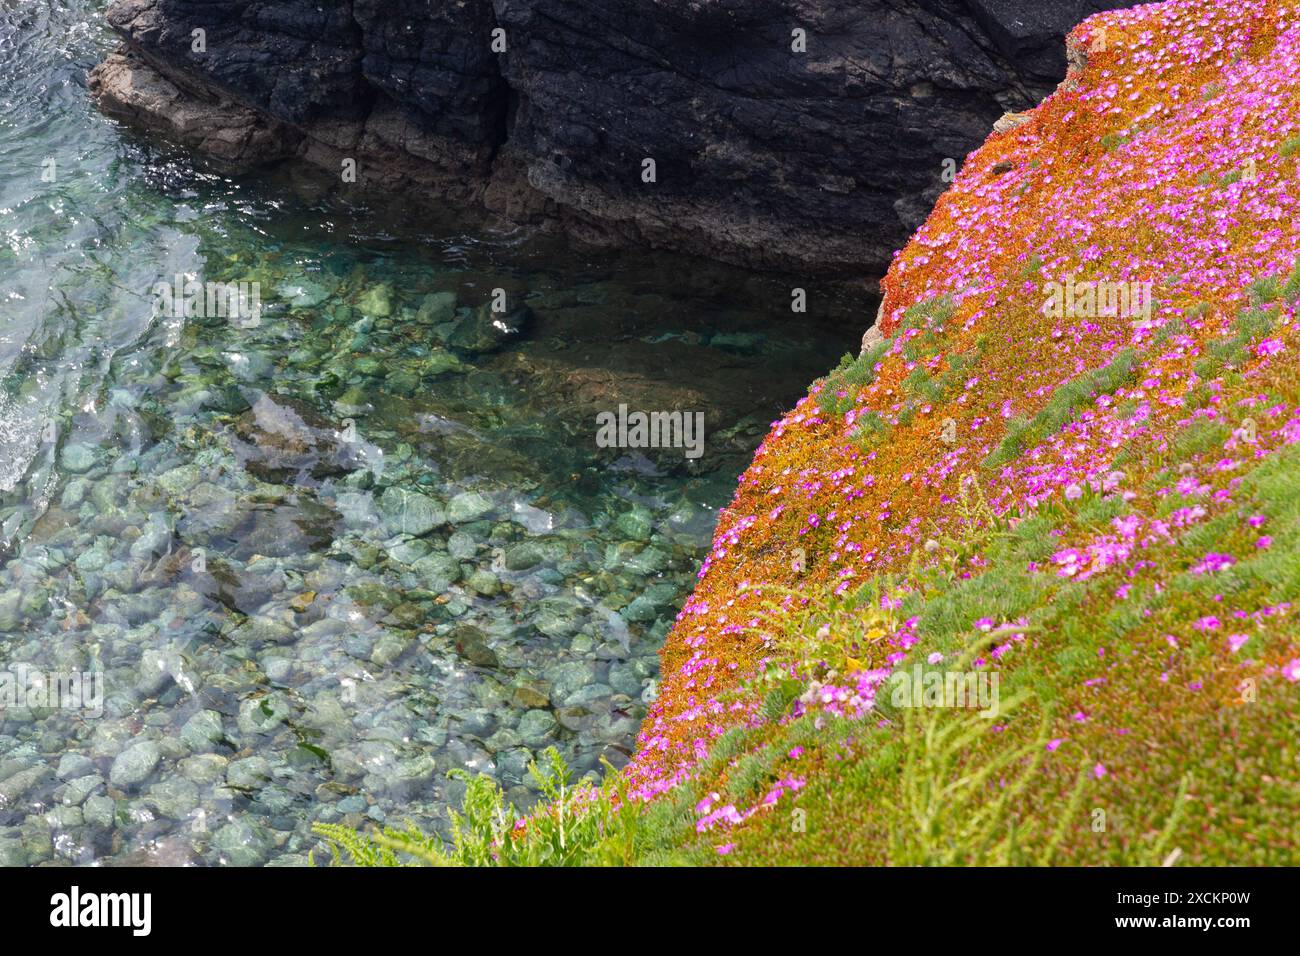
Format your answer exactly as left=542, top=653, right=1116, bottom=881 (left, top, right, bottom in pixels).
left=353, top=0, right=507, bottom=147
left=94, top=0, right=1128, bottom=274
left=105, top=0, right=369, bottom=125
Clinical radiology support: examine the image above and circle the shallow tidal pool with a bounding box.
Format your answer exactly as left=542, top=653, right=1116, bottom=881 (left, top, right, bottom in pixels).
left=0, top=1, right=860, bottom=865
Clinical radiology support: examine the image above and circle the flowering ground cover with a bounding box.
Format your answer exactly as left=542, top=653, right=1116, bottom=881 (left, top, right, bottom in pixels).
left=610, top=0, right=1300, bottom=864
left=318, top=0, right=1300, bottom=866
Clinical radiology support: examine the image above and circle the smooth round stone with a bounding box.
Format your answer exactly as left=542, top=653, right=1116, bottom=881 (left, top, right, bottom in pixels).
left=336, top=796, right=366, bottom=814
left=608, top=663, right=645, bottom=697
left=89, top=719, right=138, bottom=759
left=74, top=547, right=109, bottom=573
left=211, top=820, right=271, bottom=867
left=453, top=709, right=497, bottom=738
left=234, top=616, right=294, bottom=646
left=532, top=600, right=584, bottom=638
left=466, top=569, right=500, bottom=596
left=135, top=647, right=180, bottom=695
left=565, top=684, right=616, bottom=711
left=237, top=696, right=290, bottom=735
left=448, top=625, right=498, bottom=669
left=546, top=661, right=594, bottom=699
left=128, top=519, right=172, bottom=562
left=59, top=443, right=97, bottom=474
left=0, top=765, right=53, bottom=804
left=496, top=748, right=533, bottom=782
left=447, top=531, right=478, bottom=559
left=278, top=278, right=332, bottom=308
left=510, top=680, right=550, bottom=710
left=371, top=632, right=412, bottom=666
left=180, top=754, right=229, bottom=785
left=82, top=795, right=116, bottom=829
left=180, top=709, right=225, bottom=753
left=109, top=740, right=160, bottom=790
left=344, top=634, right=375, bottom=659
left=382, top=602, right=426, bottom=630
left=587, top=712, right=641, bottom=744
left=56, top=754, right=95, bottom=780
left=378, top=487, right=445, bottom=536
left=420, top=349, right=464, bottom=376
left=356, top=284, right=393, bottom=317
left=411, top=553, right=461, bottom=591
left=625, top=546, right=670, bottom=575
left=503, top=541, right=545, bottom=570
left=60, top=478, right=91, bottom=508
left=388, top=538, right=431, bottom=564
left=447, top=491, right=494, bottom=524
left=264, top=658, right=293, bottom=683
left=145, top=778, right=200, bottom=819
left=62, top=774, right=105, bottom=807
left=416, top=291, right=456, bottom=324
left=334, top=388, right=372, bottom=418
left=485, top=728, right=522, bottom=753
left=614, top=506, right=654, bottom=542
left=227, top=756, right=272, bottom=789
left=622, top=594, right=659, bottom=623
left=392, top=755, right=436, bottom=787
left=0, top=591, right=23, bottom=630
left=517, top=710, right=558, bottom=747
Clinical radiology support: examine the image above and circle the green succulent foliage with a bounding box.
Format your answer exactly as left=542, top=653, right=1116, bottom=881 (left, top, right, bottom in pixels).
left=986, top=347, right=1140, bottom=468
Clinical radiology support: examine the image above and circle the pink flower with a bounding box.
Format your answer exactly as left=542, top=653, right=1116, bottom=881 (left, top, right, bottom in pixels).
left=716, top=843, right=736, bottom=855
left=1093, top=763, right=1107, bottom=779
left=1227, top=633, right=1250, bottom=653
left=1256, top=337, right=1284, bottom=357
left=1282, top=659, right=1300, bottom=682
left=1191, top=552, right=1235, bottom=574
left=1256, top=535, right=1272, bottom=549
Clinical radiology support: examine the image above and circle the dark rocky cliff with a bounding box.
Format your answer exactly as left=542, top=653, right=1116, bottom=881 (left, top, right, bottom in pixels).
left=90, top=0, right=1127, bottom=274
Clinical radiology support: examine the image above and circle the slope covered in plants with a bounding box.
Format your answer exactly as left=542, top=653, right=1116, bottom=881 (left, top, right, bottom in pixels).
left=613, top=0, right=1300, bottom=865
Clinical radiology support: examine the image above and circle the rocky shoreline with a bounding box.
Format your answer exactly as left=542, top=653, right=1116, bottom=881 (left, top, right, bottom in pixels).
left=89, top=0, right=1128, bottom=275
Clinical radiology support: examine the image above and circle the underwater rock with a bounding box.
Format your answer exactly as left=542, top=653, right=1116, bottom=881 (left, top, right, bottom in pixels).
left=448, top=624, right=500, bottom=669
left=446, top=490, right=495, bottom=525
left=233, top=391, right=363, bottom=482
left=356, top=284, right=394, bottom=317
left=377, top=487, right=446, bottom=537
left=446, top=304, right=534, bottom=355
left=109, top=740, right=161, bottom=791
left=416, top=291, right=458, bottom=325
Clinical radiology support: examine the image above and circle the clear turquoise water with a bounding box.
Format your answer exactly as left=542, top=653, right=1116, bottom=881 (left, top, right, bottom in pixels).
left=0, top=1, right=858, bottom=865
